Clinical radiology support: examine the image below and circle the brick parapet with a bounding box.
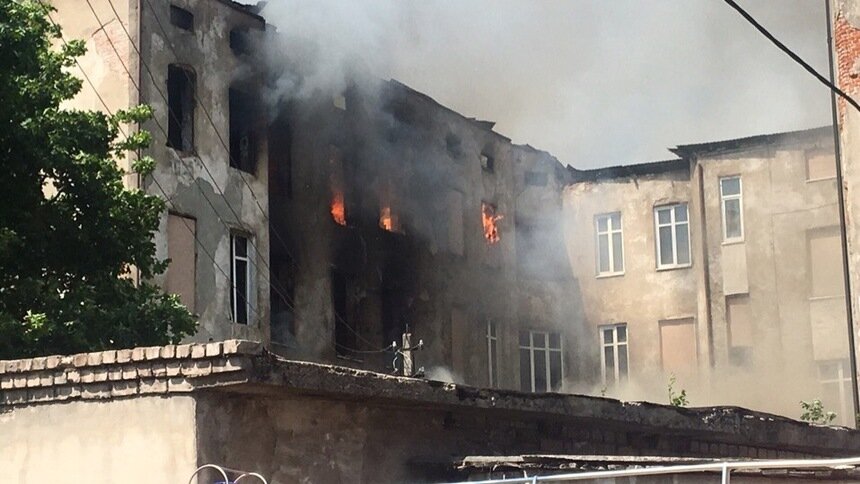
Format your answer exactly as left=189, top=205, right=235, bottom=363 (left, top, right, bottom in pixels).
left=0, top=340, right=261, bottom=407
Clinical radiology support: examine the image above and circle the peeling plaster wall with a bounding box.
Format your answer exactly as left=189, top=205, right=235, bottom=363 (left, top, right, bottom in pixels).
left=138, top=0, right=270, bottom=343
left=52, top=0, right=271, bottom=343
left=0, top=396, right=198, bottom=484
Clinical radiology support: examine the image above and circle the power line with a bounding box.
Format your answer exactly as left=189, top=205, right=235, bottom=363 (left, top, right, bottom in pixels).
left=36, top=2, right=258, bottom=324
left=721, top=0, right=860, bottom=113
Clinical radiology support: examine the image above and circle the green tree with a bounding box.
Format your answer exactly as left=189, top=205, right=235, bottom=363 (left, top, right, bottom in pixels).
left=0, top=0, right=195, bottom=358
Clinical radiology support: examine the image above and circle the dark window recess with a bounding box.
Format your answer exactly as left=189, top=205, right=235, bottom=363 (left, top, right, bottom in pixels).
left=446, top=133, right=462, bottom=159
left=332, top=270, right=356, bottom=356
left=230, top=28, right=251, bottom=56
left=525, top=170, right=548, bottom=187
left=229, top=88, right=257, bottom=173
left=167, top=65, right=195, bottom=152
left=170, top=5, right=194, bottom=31
left=480, top=152, right=495, bottom=172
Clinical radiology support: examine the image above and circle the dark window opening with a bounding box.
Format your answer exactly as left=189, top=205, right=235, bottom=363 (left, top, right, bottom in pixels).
left=268, top=111, right=292, bottom=198
left=167, top=65, right=195, bottom=152
left=170, top=5, right=194, bottom=31
left=480, top=152, right=495, bottom=172
left=525, top=170, right=548, bottom=187
left=332, top=269, right=356, bottom=356
left=446, top=133, right=462, bottom=159
left=230, top=28, right=251, bottom=56
left=229, top=87, right=258, bottom=174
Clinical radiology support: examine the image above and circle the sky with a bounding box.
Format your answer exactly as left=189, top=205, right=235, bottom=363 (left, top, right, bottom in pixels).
left=258, top=0, right=833, bottom=169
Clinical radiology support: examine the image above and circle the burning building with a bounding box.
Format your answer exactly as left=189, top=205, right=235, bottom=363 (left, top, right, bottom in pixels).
left=267, top=77, right=582, bottom=387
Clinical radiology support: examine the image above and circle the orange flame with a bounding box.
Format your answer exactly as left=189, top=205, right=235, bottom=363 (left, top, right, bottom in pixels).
left=331, top=192, right=346, bottom=226
left=482, top=202, right=502, bottom=244
left=379, top=206, right=400, bottom=232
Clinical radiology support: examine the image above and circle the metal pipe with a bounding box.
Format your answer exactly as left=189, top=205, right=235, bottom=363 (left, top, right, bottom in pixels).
left=825, top=0, right=860, bottom=428
left=441, top=456, right=860, bottom=483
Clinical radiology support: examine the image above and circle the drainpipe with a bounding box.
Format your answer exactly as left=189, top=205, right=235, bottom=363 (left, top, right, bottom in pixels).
left=826, top=0, right=860, bottom=427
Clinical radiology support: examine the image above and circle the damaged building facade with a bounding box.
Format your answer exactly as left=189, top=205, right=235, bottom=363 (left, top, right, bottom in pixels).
left=53, top=0, right=272, bottom=341
left=566, top=127, right=851, bottom=423
left=267, top=78, right=583, bottom=391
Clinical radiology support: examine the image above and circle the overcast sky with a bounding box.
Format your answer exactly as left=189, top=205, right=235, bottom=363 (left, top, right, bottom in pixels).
left=260, top=0, right=832, bottom=169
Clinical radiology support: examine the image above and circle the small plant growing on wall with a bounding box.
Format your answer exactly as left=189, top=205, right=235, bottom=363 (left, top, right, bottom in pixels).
left=668, top=374, right=689, bottom=407
left=800, top=400, right=836, bottom=425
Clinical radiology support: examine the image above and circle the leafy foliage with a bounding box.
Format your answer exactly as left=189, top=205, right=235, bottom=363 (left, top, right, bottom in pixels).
left=800, top=399, right=837, bottom=425
left=0, top=0, right=195, bottom=358
left=668, top=374, right=689, bottom=407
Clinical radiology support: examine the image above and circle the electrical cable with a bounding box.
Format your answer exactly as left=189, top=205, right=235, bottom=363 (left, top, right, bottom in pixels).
left=70, top=0, right=380, bottom=349
left=722, top=0, right=860, bottom=113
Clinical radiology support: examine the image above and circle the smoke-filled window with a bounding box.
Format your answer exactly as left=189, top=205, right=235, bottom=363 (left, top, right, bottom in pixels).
left=480, top=152, right=494, bottom=172
left=524, top=170, right=548, bottom=187
left=446, top=133, right=462, bottom=159
left=720, top=176, right=744, bottom=242
left=230, top=28, right=251, bottom=56
left=229, top=87, right=258, bottom=174
left=167, top=64, right=195, bottom=153
left=595, top=212, right=623, bottom=276
left=600, top=324, right=628, bottom=385
left=230, top=232, right=253, bottom=325
left=654, top=203, right=690, bottom=269
left=519, top=330, right=563, bottom=392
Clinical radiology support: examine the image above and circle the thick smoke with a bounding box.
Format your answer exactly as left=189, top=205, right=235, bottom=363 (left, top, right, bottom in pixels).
left=257, top=0, right=830, bottom=168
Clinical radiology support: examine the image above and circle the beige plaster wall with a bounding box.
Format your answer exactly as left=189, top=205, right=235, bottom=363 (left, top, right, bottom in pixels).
left=0, top=396, right=198, bottom=484
left=564, top=171, right=699, bottom=401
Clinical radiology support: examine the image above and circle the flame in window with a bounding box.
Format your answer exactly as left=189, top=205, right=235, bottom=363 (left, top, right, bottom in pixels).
left=379, top=206, right=401, bottom=233
left=331, top=191, right=346, bottom=226
left=482, top=202, right=502, bottom=244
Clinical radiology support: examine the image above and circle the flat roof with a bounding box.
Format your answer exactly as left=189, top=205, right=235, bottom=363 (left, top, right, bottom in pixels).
left=670, top=126, right=833, bottom=158
left=569, top=158, right=688, bottom=182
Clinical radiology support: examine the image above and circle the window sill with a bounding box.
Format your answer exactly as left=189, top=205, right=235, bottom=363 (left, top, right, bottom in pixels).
left=656, top=264, right=692, bottom=272
left=228, top=165, right=257, bottom=178
left=722, top=238, right=744, bottom=246
left=596, top=272, right=625, bottom=279
left=806, top=176, right=837, bottom=183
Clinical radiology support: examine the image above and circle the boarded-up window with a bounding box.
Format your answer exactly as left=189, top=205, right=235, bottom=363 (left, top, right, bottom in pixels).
left=806, top=149, right=837, bottom=181
left=660, top=319, right=697, bottom=376
left=166, top=214, right=196, bottom=313
left=809, top=227, right=845, bottom=298
left=727, top=295, right=752, bottom=365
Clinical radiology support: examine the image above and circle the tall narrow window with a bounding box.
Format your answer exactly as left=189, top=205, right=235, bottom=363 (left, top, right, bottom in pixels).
left=229, top=87, right=257, bottom=174
left=519, top=330, right=563, bottom=392
left=720, top=176, right=743, bottom=242
left=655, top=203, right=690, bottom=269
left=230, top=233, right=251, bottom=324
left=595, top=212, right=623, bottom=275
left=167, top=65, right=195, bottom=152
left=600, top=324, right=628, bottom=385
left=332, top=269, right=357, bottom=357
left=487, top=320, right=499, bottom=388
left=818, top=359, right=853, bottom=426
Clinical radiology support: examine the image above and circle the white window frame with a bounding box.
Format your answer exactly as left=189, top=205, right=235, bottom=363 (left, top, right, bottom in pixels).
left=654, top=203, right=691, bottom=270
left=817, top=359, right=852, bottom=426
left=595, top=212, right=624, bottom=277
left=720, top=176, right=744, bottom=243
left=487, top=320, right=499, bottom=388
left=519, top=330, right=564, bottom=392
left=230, top=233, right=253, bottom=324
left=600, top=324, right=629, bottom=385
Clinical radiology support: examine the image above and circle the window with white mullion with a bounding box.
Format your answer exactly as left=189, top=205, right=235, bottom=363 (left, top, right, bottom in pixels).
left=487, top=320, right=499, bottom=388
left=600, top=324, right=628, bottom=385
left=720, top=176, right=744, bottom=242
left=519, top=330, right=563, bottom=393
left=595, top=212, right=624, bottom=276
left=230, top=233, right=252, bottom=325
left=655, top=204, right=690, bottom=269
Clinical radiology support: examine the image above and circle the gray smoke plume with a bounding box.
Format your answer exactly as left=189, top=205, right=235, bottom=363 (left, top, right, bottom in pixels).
left=257, top=0, right=831, bottom=168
